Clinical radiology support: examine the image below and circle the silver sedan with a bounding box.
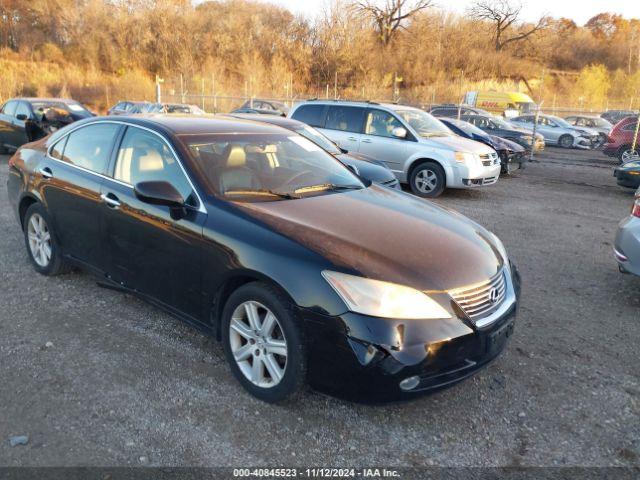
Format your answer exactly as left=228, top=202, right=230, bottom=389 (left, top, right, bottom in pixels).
left=614, top=187, right=640, bottom=276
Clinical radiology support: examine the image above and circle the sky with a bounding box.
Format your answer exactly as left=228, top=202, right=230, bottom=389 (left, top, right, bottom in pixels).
left=255, top=0, right=640, bottom=26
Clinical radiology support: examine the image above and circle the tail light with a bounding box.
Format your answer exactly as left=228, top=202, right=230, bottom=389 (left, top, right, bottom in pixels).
left=632, top=194, right=640, bottom=218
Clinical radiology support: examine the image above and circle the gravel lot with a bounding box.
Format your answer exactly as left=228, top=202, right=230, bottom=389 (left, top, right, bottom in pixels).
left=0, top=148, right=638, bottom=468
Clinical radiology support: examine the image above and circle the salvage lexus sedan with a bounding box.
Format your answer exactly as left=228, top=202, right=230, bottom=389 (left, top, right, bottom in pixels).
left=7, top=115, right=520, bottom=403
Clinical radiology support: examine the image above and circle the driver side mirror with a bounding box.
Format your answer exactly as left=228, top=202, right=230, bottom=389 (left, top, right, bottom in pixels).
left=134, top=181, right=186, bottom=217
left=392, top=127, right=407, bottom=139
left=16, top=114, right=28, bottom=121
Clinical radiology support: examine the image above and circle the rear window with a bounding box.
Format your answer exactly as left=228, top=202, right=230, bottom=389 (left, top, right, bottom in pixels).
left=291, top=104, right=326, bottom=127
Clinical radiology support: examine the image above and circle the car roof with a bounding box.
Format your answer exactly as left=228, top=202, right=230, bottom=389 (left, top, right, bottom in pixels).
left=295, top=100, right=421, bottom=113
left=15, top=98, right=81, bottom=104
left=226, top=113, right=303, bottom=129
left=96, top=114, right=292, bottom=136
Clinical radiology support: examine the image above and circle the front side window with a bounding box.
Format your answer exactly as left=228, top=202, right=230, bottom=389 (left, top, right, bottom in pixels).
left=114, top=127, right=196, bottom=206
left=364, top=109, right=404, bottom=138
left=50, top=136, right=68, bottom=160
left=291, top=105, right=325, bottom=127
left=183, top=133, right=363, bottom=202
left=60, top=123, right=120, bottom=173
left=324, top=106, right=364, bottom=133
left=15, top=102, right=32, bottom=119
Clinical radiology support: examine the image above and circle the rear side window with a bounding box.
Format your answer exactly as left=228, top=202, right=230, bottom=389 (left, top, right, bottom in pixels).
left=60, top=123, right=120, bottom=173
left=1, top=101, right=18, bottom=117
left=49, top=136, right=68, bottom=160
left=291, top=104, right=326, bottom=127
left=364, top=109, right=404, bottom=137
left=324, top=106, right=364, bottom=133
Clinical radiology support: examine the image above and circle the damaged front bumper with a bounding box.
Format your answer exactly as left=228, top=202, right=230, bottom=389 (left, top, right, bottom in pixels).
left=301, top=262, right=521, bottom=403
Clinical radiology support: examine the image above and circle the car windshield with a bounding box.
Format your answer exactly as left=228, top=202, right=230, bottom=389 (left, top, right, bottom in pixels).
left=31, top=101, right=91, bottom=118
left=549, top=116, right=572, bottom=128
left=492, top=117, right=515, bottom=129
left=394, top=109, right=451, bottom=137
left=183, top=133, right=364, bottom=201
left=449, top=120, right=485, bottom=137
left=593, top=118, right=612, bottom=128
left=293, top=125, right=341, bottom=155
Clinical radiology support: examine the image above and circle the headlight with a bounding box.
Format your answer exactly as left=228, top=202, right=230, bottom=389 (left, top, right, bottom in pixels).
left=322, top=271, right=451, bottom=319
left=454, top=151, right=476, bottom=164
left=489, top=232, right=509, bottom=262
left=521, top=135, right=533, bottom=144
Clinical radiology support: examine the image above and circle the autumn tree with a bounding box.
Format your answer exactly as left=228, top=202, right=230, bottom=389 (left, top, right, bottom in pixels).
left=469, top=0, right=548, bottom=52
left=351, top=0, right=433, bottom=46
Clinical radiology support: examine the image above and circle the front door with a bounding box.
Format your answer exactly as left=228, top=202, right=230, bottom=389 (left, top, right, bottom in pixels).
left=101, top=125, right=206, bottom=320
left=358, top=108, right=409, bottom=173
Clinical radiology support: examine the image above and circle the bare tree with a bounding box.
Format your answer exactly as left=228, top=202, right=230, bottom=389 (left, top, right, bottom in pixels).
left=352, top=0, right=433, bottom=46
left=469, top=0, right=548, bottom=52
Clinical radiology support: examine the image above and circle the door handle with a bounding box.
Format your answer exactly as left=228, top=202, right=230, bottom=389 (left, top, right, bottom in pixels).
left=39, top=167, right=53, bottom=179
left=100, top=193, right=121, bottom=209
left=361, top=139, right=373, bottom=144
left=347, top=137, right=357, bottom=141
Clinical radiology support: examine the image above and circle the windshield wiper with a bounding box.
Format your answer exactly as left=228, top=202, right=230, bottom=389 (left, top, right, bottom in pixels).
left=224, top=189, right=299, bottom=199
left=293, top=183, right=363, bottom=194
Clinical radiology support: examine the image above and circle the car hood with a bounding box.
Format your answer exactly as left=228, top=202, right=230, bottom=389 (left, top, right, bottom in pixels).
left=419, top=134, right=495, bottom=154
left=234, top=185, right=504, bottom=292
left=335, top=153, right=395, bottom=184
left=489, top=135, right=525, bottom=152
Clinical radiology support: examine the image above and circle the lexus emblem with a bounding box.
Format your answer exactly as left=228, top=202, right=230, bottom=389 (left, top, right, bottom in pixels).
left=489, top=287, right=500, bottom=304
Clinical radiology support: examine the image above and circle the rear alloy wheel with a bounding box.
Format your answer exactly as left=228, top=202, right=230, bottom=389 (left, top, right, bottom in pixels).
left=222, top=282, right=305, bottom=403
left=559, top=135, right=574, bottom=148
left=23, top=203, right=69, bottom=275
left=409, top=161, right=445, bottom=198
left=619, top=146, right=640, bottom=164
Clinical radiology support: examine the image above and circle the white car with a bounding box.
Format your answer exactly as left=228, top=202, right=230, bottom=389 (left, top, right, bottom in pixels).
left=289, top=100, right=500, bottom=197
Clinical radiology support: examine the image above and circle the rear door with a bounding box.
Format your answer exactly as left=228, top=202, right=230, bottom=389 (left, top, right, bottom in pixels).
left=42, top=122, right=122, bottom=272
left=101, top=125, right=206, bottom=320
left=358, top=108, right=409, bottom=172
left=319, top=106, right=365, bottom=153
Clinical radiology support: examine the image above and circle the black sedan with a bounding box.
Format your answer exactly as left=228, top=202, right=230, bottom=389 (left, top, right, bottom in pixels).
left=0, top=97, right=93, bottom=153
left=614, top=160, right=640, bottom=189
left=227, top=113, right=400, bottom=189
left=460, top=114, right=545, bottom=153
left=440, top=118, right=526, bottom=174
left=7, top=115, right=520, bottom=403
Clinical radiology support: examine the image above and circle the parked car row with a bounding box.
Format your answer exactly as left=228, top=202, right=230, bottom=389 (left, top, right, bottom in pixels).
left=108, top=101, right=205, bottom=115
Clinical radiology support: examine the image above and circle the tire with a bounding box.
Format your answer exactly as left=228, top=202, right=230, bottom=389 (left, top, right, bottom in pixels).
left=617, top=145, right=640, bottom=164
left=409, top=161, right=445, bottom=198
left=558, top=135, right=574, bottom=148
left=23, top=203, right=70, bottom=276
left=221, top=281, right=306, bottom=403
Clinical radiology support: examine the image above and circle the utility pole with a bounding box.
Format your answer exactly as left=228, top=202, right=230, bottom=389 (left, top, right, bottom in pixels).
left=180, top=74, right=185, bottom=104
left=155, top=75, right=164, bottom=103
left=334, top=71, right=337, bottom=99
left=530, top=101, right=544, bottom=163
left=457, top=70, right=464, bottom=120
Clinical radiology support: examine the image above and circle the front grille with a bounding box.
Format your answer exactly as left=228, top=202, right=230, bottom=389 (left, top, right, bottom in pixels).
left=480, top=152, right=499, bottom=166
left=449, top=270, right=506, bottom=321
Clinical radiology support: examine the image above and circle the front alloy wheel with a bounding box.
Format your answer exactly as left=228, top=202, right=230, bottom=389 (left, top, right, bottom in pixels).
left=222, top=282, right=306, bottom=403
left=229, top=301, right=287, bottom=388
left=409, top=161, right=445, bottom=198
